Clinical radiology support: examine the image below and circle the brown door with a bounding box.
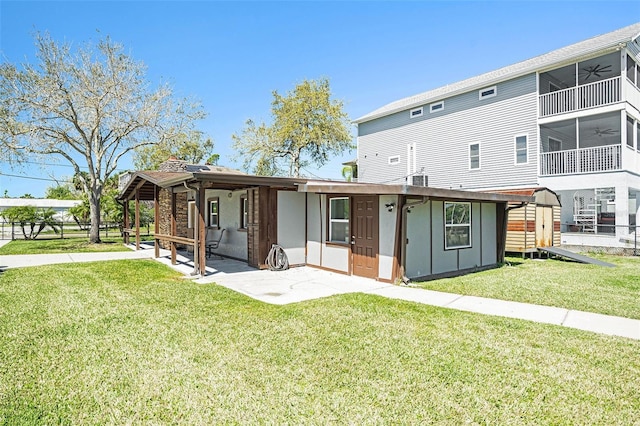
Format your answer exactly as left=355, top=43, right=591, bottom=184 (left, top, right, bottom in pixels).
left=352, top=195, right=379, bottom=278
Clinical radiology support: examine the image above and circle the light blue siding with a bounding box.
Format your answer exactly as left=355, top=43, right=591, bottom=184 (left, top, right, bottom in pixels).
left=430, top=201, right=459, bottom=274
left=405, top=201, right=431, bottom=278
left=481, top=203, right=498, bottom=266
left=458, top=203, right=482, bottom=270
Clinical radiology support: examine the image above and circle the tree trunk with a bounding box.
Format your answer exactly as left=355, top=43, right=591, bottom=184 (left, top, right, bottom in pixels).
left=89, top=186, right=102, bottom=243
left=292, top=151, right=301, bottom=177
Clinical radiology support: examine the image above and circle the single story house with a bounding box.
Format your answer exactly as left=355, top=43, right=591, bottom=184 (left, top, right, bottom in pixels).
left=118, top=160, right=531, bottom=282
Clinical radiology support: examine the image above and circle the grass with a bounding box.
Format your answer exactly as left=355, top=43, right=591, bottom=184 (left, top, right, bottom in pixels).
left=0, top=260, right=639, bottom=424
left=0, top=237, right=133, bottom=255
left=414, top=254, right=640, bottom=320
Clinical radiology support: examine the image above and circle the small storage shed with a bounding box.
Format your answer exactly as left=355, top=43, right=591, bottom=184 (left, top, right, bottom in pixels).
left=493, top=188, right=561, bottom=255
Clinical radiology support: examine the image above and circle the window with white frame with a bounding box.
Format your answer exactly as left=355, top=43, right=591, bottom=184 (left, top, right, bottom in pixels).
left=444, top=202, right=471, bottom=249
left=329, top=197, right=349, bottom=244
left=469, top=143, right=480, bottom=170
left=410, top=107, right=423, bottom=118
left=187, top=200, right=196, bottom=229
left=240, top=195, right=248, bottom=229
left=208, top=197, right=219, bottom=228
left=548, top=137, right=562, bottom=152
left=515, top=135, right=528, bottom=164
left=430, top=101, right=444, bottom=113
left=627, top=55, right=635, bottom=83
left=479, top=86, right=497, bottom=100
left=627, top=116, right=635, bottom=148
left=388, top=155, right=400, bottom=165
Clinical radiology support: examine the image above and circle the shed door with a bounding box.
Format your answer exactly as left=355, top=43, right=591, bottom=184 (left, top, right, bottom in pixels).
left=352, top=196, right=379, bottom=279
left=536, top=206, right=553, bottom=247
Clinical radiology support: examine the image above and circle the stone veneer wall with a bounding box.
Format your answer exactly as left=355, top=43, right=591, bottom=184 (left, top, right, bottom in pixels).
left=158, top=188, right=189, bottom=249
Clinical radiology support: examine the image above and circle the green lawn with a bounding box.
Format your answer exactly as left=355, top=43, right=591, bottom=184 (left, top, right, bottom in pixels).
left=0, top=260, right=638, bottom=424
left=414, top=254, right=640, bottom=320
left=0, top=237, right=132, bottom=255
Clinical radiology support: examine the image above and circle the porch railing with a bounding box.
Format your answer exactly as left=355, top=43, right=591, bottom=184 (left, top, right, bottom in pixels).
left=539, top=76, right=621, bottom=118
left=540, top=144, right=621, bottom=176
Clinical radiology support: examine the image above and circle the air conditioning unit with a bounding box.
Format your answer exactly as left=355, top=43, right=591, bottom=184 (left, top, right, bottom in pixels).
left=409, top=174, right=428, bottom=187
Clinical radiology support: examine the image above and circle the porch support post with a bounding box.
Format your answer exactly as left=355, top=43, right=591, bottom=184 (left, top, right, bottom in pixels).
left=615, top=186, right=629, bottom=241
left=392, top=195, right=404, bottom=283
left=123, top=199, right=130, bottom=245
left=189, top=184, right=204, bottom=277
left=154, top=185, right=160, bottom=258
left=171, top=191, right=177, bottom=265
left=198, top=187, right=207, bottom=276
left=135, top=188, right=141, bottom=250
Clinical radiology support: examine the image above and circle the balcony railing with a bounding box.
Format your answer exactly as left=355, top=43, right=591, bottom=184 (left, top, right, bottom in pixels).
left=539, top=76, right=621, bottom=118
left=540, top=144, right=621, bottom=176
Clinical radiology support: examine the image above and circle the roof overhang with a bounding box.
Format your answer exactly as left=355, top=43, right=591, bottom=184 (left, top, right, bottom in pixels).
left=297, top=181, right=532, bottom=203
left=119, top=171, right=309, bottom=201
left=120, top=171, right=532, bottom=205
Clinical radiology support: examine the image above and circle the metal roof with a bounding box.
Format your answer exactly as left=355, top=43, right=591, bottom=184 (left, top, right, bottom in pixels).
left=297, top=181, right=532, bottom=203
left=354, top=22, right=640, bottom=124
left=120, top=170, right=532, bottom=204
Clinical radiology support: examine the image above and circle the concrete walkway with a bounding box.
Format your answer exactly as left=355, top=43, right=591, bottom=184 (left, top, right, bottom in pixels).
left=0, top=240, right=638, bottom=341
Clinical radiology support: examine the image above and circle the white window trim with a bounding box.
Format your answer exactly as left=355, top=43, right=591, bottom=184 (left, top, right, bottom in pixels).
left=548, top=136, right=562, bottom=152
left=444, top=202, right=472, bottom=250
left=208, top=197, right=219, bottom=228
left=328, top=197, right=349, bottom=244
left=469, top=142, right=481, bottom=170
left=409, top=107, right=423, bottom=119
left=187, top=200, right=196, bottom=229
left=429, top=101, right=444, bottom=113
left=388, top=155, right=400, bottom=165
left=240, top=195, right=248, bottom=229
left=626, top=115, right=635, bottom=149
left=514, top=134, right=528, bottom=165
left=479, top=86, right=497, bottom=100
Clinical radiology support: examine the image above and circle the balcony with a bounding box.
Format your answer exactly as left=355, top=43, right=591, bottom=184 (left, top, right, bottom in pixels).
left=539, top=76, right=622, bottom=118
left=539, top=144, right=621, bottom=176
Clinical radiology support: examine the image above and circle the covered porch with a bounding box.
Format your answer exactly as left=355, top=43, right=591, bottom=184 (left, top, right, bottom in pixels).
left=539, top=110, right=631, bottom=176
left=119, top=170, right=305, bottom=276
left=538, top=51, right=622, bottom=118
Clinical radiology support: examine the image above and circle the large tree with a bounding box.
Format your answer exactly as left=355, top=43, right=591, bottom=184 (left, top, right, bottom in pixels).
left=133, top=130, right=218, bottom=170
left=232, top=78, right=352, bottom=177
left=0, top=33, right=204, bottom=242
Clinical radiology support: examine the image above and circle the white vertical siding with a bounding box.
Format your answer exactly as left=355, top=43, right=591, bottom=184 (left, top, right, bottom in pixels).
left=277, top=191, right=306, bottom=265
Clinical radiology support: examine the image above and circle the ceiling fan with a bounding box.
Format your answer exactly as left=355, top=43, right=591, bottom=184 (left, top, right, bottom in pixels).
left=594, top=127, right=619, bottom=137
left=581, top=64, right=611, bottom=81
left=580, top=64, right=612, bottom=81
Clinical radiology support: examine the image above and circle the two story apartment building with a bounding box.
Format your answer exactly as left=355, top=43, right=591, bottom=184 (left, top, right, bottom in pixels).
left=354, top=23, right=640, bottom=249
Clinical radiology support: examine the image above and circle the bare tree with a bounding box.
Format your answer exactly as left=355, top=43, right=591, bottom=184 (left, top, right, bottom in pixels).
left=0, top=32, right=204, bottom=242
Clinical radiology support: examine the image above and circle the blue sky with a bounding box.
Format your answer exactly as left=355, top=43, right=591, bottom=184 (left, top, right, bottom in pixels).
left=1, top=0, right=639, bottom=197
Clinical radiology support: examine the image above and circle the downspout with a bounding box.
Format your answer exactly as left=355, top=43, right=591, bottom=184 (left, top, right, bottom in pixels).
left=400, top=196, right=428, bottom=283
left=184, top=181, right=201, bottom=276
